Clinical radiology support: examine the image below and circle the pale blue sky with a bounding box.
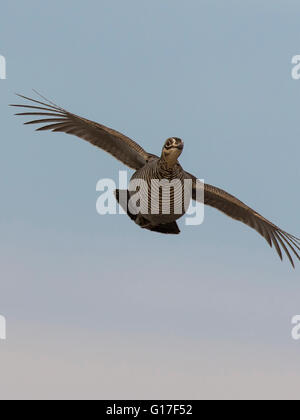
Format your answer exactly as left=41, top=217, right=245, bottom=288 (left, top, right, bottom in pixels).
left=0, top=0, right=300, bottom=399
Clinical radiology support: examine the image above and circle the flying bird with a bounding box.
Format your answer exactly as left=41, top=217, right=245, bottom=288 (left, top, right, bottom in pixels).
left=11, top=93, right=300, bottom=267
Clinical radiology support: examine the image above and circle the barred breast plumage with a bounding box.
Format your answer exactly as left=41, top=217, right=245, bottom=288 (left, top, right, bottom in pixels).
left=130, top=157, right=192, bottom=225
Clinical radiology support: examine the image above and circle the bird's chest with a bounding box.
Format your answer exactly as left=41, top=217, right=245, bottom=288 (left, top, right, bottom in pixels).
left=129, top=165, right=192, bottom=223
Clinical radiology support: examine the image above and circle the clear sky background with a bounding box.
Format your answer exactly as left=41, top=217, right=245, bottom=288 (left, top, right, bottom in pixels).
left=0, top=0, right=300, bottom=400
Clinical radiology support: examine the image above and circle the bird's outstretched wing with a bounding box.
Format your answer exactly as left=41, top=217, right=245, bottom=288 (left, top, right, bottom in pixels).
left=11, top=93, right=153, bottom=170
left=187, top=173, right=300, bottom=267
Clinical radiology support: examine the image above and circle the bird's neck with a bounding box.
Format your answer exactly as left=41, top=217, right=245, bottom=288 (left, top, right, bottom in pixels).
left=160, top=155, right=178, bottom=170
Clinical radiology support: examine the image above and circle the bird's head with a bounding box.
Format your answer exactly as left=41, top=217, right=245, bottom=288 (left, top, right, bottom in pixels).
left=161, top=137, right=184, bottom=167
